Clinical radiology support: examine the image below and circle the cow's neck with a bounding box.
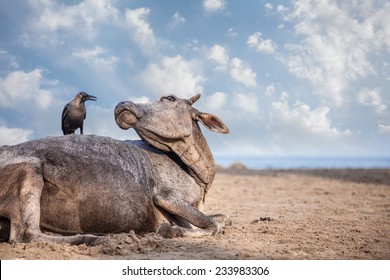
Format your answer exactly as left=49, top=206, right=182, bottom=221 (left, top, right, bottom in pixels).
left=170, top=122, right=215, bottom=196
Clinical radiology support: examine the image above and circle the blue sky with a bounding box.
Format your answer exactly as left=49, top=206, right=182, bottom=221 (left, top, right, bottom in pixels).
left=0, top=0, right=389, bottom=158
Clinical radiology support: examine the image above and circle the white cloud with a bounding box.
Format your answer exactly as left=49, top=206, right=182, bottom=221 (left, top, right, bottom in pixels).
left=0, top=69, right=53, bottom=109
left=0, top=126, right=33, bottom=146
left=378, top=124, right=390, bottom=135
left=25, top=0, right=119, bottom=45
left=270, top=99, right=351, bottom=136
left=370, top=3, right=390, bottom=52
left=208, top=44, right=229, bottom=68
left=207, top=45, right=257, bottom=87
left=36, top=0, right=119, bottom=31
left=129, top=96, right=150, bottom=104
left=227, top=28, right=237, bottom=38
left=247, top=32, right=278, bottom=54
left=203, top=0, right=225, bottom=12
left=265, top=83, right=275, bottom=96
left=357, top=88, right=387, bottom=114
left=0, top=49, right=19, bottom=69
left=169, top=12, right=186, bottom=29
left=278, top=0, right=390, bottom=106
left=125, top=7, right=157, bottom=54
left=277, top=5, right=289, bottom=13
left=38, top=6, right=75, bottom=31
left=72, top=45, right=119, bottom=70
left=265, top=3, right=273, bottom=10
left=140, top=55, right=204, bottom=98
left=204, top=92, right=227, bottom=111
left=280, top=91, right=289, bottom=102
left=229, top=58, right=257, bottom=87
left=234, top=92, right=259, bottom=115
left=268, top=99, right=352, bottom=154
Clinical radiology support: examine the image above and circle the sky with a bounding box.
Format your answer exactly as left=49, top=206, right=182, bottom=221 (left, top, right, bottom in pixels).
left=0, top=0, right=389, bottom=159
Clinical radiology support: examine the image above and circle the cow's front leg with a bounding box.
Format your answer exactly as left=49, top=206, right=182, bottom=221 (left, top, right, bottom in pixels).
left=153, top=195, right=224, bottom=238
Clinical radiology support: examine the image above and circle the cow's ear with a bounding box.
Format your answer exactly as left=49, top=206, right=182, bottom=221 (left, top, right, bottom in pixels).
left=195, top=112, right=230, bottom=134
left=188, top=94, right=201, bottom=105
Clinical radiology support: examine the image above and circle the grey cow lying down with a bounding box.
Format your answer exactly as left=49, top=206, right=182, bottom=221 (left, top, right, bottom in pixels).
left=0, top=94, right=230, bottom=245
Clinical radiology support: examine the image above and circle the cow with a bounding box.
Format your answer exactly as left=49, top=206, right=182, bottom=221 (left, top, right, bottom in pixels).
left=0, top=94, right=230, bottom=245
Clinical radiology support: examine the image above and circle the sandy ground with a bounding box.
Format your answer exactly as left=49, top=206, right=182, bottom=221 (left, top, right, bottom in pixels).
left=0, top=168, right=389, bottom=260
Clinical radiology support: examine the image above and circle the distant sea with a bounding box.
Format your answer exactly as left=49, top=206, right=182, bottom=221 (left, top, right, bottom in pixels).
left=215, top=156, right=390, bottom=170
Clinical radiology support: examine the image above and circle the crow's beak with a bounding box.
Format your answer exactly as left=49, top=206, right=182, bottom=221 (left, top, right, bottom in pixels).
left=86, top=95, right=97, bottom=101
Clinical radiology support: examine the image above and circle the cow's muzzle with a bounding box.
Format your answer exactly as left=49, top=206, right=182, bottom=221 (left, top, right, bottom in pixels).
left=114, top=101, right=142, bottom=130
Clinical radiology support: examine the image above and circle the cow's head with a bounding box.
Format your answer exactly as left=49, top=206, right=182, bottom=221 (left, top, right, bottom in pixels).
left=114, top=94, right=229, bottom=152
left=114, top=94, right=229, bottom=186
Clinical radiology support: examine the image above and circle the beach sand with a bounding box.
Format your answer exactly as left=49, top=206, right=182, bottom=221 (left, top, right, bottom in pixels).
left=1, top=168, right=389, bottom=260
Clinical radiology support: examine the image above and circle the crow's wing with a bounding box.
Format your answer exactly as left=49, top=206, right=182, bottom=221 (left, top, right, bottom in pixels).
left=61, top=103, right=70, bottom=134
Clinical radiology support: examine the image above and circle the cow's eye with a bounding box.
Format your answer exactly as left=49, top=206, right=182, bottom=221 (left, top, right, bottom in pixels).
left=166, top=95, right=176, bottom=102
left=160, top=95, right=177, bottom=102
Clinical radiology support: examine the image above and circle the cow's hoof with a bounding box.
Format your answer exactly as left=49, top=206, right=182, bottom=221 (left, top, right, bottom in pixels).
left=210, top=214, right=232, bottom=227
left=156, top=223, right=184, bottom=238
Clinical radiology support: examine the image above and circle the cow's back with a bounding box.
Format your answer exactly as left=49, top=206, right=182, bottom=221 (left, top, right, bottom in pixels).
left=1, top=135, right=162, bottom=234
